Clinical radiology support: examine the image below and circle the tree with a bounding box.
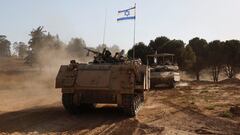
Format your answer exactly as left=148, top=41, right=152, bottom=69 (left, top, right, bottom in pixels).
left=28, top=26, right=46, bottom=52
left=148, top=36, right=170, bottom=53
left=207, top=40, right=224, bottom=82
left=161, top=39, right=185, bottom=68
left=66, top=38, right=86, bottom=57
left=0, top=35, right=11, bottom=57
left=27, top=26, right=64, bottom=66
left=182, top=45, right=196, bottom=70
left=222, top=40, right=240, bottom=78
left=43, top=33, right=62, bottom=50
left=127, top=42, right=150, bottom=64
left=26, top=26, right=46, bottom=65
left=13, top=42, right=28, bottom=58
left=188, top=37, right=208, bottom=81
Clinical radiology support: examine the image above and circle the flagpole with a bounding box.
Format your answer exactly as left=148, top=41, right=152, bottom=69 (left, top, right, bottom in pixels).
left=103, top=8, right=107, bottom=45
left=133, top=3, right=136, bottom=60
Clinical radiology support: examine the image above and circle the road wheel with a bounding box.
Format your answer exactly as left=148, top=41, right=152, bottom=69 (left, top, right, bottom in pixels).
left=126, top=96, right=137, bottom=117
left=169, top=80, right=176, bottom=88
left=123, top=94, right=143, bottom=117
left=62, top=93, right=80, bottom=114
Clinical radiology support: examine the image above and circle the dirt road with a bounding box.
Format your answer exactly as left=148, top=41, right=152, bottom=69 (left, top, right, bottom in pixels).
left=0, top=68, right=240, bottom=134
left=0, top=82, right=240, bottom=135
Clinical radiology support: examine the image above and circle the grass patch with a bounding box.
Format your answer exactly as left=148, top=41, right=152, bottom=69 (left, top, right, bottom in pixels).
left=219, top=111, right=233, bottom=118
left=200, top=90, right=209, bottom=94
left=206, top=105, right=215, bottom=110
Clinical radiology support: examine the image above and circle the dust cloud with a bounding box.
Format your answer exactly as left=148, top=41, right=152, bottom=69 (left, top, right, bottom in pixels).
left=0, top=45, right=93, bottom=112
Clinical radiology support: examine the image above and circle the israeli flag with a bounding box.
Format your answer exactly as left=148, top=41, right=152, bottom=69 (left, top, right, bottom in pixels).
left=117, top=6, right=136, bottom=21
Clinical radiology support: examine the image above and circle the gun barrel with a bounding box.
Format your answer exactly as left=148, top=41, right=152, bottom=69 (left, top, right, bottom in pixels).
left=84, top=47, right=100, bottom=54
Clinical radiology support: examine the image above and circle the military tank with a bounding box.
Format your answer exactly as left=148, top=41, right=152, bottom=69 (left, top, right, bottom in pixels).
left=147, top=53, right=180, bottom=88
left=55, top=48, right=150, bottom=116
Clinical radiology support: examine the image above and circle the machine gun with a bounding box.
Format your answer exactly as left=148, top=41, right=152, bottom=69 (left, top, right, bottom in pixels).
left=84, top=47, right=126, bottom=64
left=84, top=47, right=108, bottom=64
left=84, top=47, right=101, bottom=56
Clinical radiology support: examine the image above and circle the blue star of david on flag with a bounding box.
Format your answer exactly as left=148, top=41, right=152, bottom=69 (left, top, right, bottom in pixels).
left=117, top=6, right=136, bottom=21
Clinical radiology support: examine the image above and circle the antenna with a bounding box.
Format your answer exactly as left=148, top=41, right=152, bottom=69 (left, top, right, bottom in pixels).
left=103, top=8, right=107, bottom=45
left=133, top=3, right=136, bottom=59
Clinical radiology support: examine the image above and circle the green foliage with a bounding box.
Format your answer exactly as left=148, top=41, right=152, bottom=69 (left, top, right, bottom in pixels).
left=208, top=40, right=224, bottom=66
left=161, top=40, right=185, bottom=68
left=207, top=40, right=224, bottom=82
left=0, top=35, right=11, bottom=57
left=220, top=110, right=233, bottom=118
left=28, top=26, right=46, bottom=52
left=127, top=42, right=150, bottom=64
left=4, top=25, right=240, bottom=83
left=149, top=36, right=170, bottom=53
left=13, top=42, right=28, bottom=58
left=127, top=39, right=187, bottom=68
left=28, top=26, right=62, bottom=52
left=223, top=40, right=240, bottom=78
left=182, top=45, right=196, bottom=70
left=188, top=37, right=208, bottom=81
left=223, top=40, right=240, bottom=66
left=27, top=26, right=63, bottom=65
left=206, top=105, right=215, bottom=110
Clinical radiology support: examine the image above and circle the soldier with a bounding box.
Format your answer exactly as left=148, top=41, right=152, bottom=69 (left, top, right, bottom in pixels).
left=68, top=60, right=78, bottom=70
left=103, top=50, right=113, bottom=63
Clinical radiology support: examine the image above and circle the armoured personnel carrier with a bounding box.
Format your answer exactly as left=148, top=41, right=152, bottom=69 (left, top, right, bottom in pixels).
left=147, top=53, right=180, bottom=88
left=56, top=48, right=150, bottom=116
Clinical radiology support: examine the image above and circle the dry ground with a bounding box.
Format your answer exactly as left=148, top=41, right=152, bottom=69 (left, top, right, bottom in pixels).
left=0, top=58, right=240, bottom=135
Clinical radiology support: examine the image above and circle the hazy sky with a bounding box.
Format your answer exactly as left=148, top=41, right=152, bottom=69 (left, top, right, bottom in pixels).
left=1, top=0, right=240, bottom=50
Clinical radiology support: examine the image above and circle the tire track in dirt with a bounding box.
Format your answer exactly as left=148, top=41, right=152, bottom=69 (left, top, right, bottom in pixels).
left=0, top=87, right=240, bottom=135
left=144, top=90, right=240, bottom=135
left=0, top=101, right=165, bottom=135
left=0, top=103, right=127, bottom=134
left=91, top=119, right=164, bottom=135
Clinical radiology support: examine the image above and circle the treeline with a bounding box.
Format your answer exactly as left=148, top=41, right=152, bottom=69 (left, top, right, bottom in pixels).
left=1, top=27, right=240, bottom=82
left=0, top=35, right=11, bottom=57
left=128, top=36, right=240, bottom=82
left=0, top=26, right=120, bottom=66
